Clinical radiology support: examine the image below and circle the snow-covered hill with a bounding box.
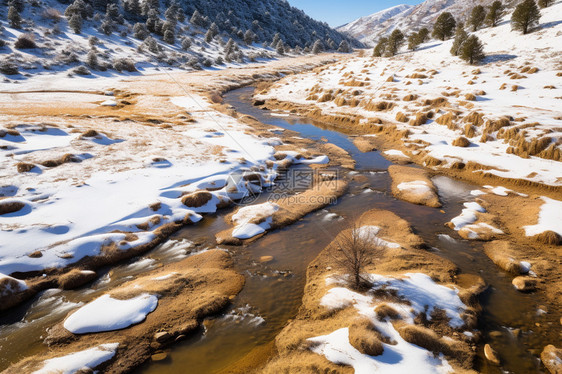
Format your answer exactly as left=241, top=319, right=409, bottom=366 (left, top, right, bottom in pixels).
left=0, top=0, right=356, bottom=80
left=337, top=4, right=413, bottom=41
left=338, top=0, right=506, bottom=46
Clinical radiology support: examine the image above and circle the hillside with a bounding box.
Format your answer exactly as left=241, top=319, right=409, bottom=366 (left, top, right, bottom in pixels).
left=337, top=4, right=413, bottom=42
left=0, top=0, right=357, bottom=80
left=338, top=0, right=508, bottom=45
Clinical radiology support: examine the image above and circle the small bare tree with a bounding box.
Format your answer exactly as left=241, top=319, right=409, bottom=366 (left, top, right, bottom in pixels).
left=330, top=221, right=385, bottom=290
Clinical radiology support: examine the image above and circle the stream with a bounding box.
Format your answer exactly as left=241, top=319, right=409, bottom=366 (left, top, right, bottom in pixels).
left=0, top=86, right=557, bottom=374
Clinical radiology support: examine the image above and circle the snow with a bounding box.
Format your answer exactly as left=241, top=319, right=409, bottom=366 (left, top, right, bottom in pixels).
left=63, top=293, right=158, bottom=334
left=0, top=93, right=282, bottom=275
left=356, top=225, right=401, bottom=248
left=259, top=2, right=562, bottom=188
left=312, top=272, right=466, bottom=373
left=33, top=343, right=119, bottom=374
left=309, top=328, right=453, bottom=374
left=384, top=149, right=408, bottom=158
left=397, top=180, right=432, bottom=195
left=523, top=197, right=562, bottom=237
left=450, top=202, right=485, bottom=230
left=231, top=202, right=280, bottom=239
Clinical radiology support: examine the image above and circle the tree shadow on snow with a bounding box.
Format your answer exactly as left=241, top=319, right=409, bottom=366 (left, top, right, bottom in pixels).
left=482, top=54, right=517, bottom=63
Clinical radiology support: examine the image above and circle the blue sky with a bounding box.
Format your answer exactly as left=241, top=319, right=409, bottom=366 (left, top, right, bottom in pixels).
left=287, top=0, right=422, bottom=27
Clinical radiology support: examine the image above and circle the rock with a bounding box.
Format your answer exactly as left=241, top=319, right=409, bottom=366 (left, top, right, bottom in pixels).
left=28, top=251, right=43, bottom=258
left=512, top=276, right=538, bottom=292
left=259, top=256, right=274, bottom=263
left=541, top=345, right=562, bottom=374
left=151, top=352, right=168, bottom=362
left=484, top=344, right=500, bottom=365
left=154, top=331, right=171, bottom=343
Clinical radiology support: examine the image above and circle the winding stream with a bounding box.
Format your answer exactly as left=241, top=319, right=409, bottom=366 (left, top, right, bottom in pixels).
left=0, top=87, right=557, bottom=374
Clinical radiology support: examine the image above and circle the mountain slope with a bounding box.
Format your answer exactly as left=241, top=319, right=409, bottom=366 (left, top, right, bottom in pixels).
left=337, top=4, right=413, bottom=41
left=338, top=0, right=506, bottom=46
left=0, top=0, right=357, bottom=80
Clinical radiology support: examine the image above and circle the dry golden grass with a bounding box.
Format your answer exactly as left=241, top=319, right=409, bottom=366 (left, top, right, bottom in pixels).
left=348, top=318, right=384, bottom=356
left=374, top=303, right=401, bottom=321
left=534, top=231, right=562, bottom=245
left=181, top=191, right=213, bottom=208
left=452, top=137, right=471, bottom=147
left=58, top=269, right=97, bottom=290
left=16, top=162, right=35, bottom=173
left=395, top=112, right=409, bottom=123
left=403, top=94, right=418, bottom=101
left=409, top=112, right=428, bottom=126
left=465, top=93, right=477, bottom=101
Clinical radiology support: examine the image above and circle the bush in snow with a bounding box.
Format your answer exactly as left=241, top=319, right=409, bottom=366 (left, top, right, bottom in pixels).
left=8, top=6, right=22, bottom=29
left=276, top=40, right=285, bottom=55
left=337, top=40, right=351, bottom=53
left=0, top=39, right=7, bottom=48
left=88, top=36, right=100, bottom=47
left=69, top=13, right=82, bottom=34
left=9, top=0, right=25, bottom=13
left=86, top=50, right=98, bottom=68
left=244, top=29, right=255, bottom=45
left=460, top=35, right=485, bottom=64
left=432, top=12, right=456, bottom=41
left=100, top=20, right=113, bottom=36
left=72, top=65, right=91, bottom=75
left=469, top=5, right=487, bottom=31
left=486, top=1, right=505, bottom=27
left=312, top=39, right=324, bottom=54
left=0, top=59, right=19, bottom=75
left=163, top=29, right=175, bottom=44
left=113, top=58, right=137, bottom=72
left=181, top=37, right=192, bottom=50
left=143, top=36, right=160, bottom=53
left=42, top=7, right=62, bottom=22
left=511, top=0, right=541, bottom=34
left=14, top=34, right=37, bottom=49
left=215, top=56, right=224, bottom=65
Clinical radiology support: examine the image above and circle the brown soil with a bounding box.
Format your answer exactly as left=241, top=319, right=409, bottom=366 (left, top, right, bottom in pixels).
left=388, top=165, right=441, bottom=208
left=4, top=250, right=244, bottom=374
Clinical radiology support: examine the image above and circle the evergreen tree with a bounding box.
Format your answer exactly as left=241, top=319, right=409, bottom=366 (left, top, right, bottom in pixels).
left=373, top=37, right=388, bottom=57
left=486, top=1, right=505, bottom=27
left=432, top=12, right=456, bottom=41
left=209, top=22, right=219, bottom=37
left=408, top=32, right=421, bottom=51
left=537, top=0, right=552, bottom=7
left=204, top=29, right=214, bottom=43
left=224, top=38, right=236, bottom=56
left=417, top=27, right=430, bottom=42
left=8, top=0, right=24, bottom=13
left=337, top=40, right=351, bottom=53
left=450, top=23, right=468, bottom=56
left=163, top=29, right=175, bottom=44
left=143, top=0, right=159, bottom=16
left=69, top=13, right=82, bottom=34
left=146, top=9, right=159, bottom=33
left=100, top=20, right=112, bottom=35
left=386, top=29, right=404, bottom=56
left=86, top=49, right=98, bottom=68
left=8, top=6, right=22, bottom=29
left=181, top=37, right=191, bottom=50
left=511, top=0, right=541, bottom=34
left=276, top=40, right=285, bottom=54
left=460, top=35, right=485, bottom=64
left=190, top=10, right=205, bottom=27
left=133, top=22, right=149, bottom=40
left=312, top=39, right=323, bottom=54
left=244, top=29, right=255, bottom=45
left=469, top=5, right=487, bottom=31
left=271, top=33, right=281, bottom=48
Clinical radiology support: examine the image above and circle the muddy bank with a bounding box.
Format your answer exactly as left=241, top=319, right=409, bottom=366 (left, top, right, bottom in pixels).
left=260, top=209, right=485, bottom=373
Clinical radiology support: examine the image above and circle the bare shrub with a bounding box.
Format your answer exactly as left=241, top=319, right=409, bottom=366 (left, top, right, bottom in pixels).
left=42, top=7, right=62, bottom=21
left=330, top=221, right=384, bottom=290
left=0, top=60, right=19, bottom=75
left=113, top=58, right=137, bottom=72
left=14, top=33, right=37, bottom=49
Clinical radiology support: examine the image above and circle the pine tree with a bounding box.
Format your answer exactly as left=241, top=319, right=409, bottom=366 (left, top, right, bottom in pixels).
left=469, top=5, right=487, bottom=31
left=181, top=37, right=191, bottom=50
left=312, top=39, right=323, bottom=54
left=417, top=27, right=430, bottom=43
left=190, top=10, right=205, bottom=27
left=432, top=12, right=456, bottom=41
left=146, top=9, right=159, bottom=33
left=204, top=29, right=214, bottom=43
left=163, top=29, right=175, bottom=44
left=450, top=23, right=468, bottom=56
left=537, top=0, right=552, bottom=7
left=143, top=0, right=159, bottom=16
left=373, top=37, right=388, bottom=57
left=460, top=35, right=485, bottom=64
left=386, top=29, right=404, bottom=56
left=8, top=0, right=24, bottom=13
left=133, top=22, right=149, bottom=40
left=244, top=29, right=255, bottom=45
left=69, top=13, right=82, bottom=34
left=8, top=6, right=22, bottom=29
left=337, top=40, right=351, bottom=53
left=276, top=40, right=285, bottom=54
left=100, top=20, right=112, bottom=35
left=408, top=32, right=421, bottom=51
left=511, top=0, right=541, bottom=34
left=486, top=1, right=505, bottom=27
